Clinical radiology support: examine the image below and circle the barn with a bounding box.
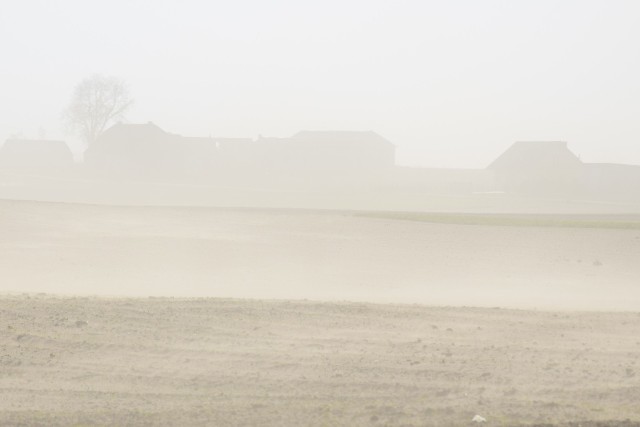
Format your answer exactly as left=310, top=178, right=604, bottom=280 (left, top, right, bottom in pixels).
left=84, top=123, right=214, bottom=180
left=270, top=130, right=396, bottom=188
left=0, top=139, right=74, bottom=172
left=487, top=141, right=585, bottom=196
left=585, top=163, right=640, bottom=202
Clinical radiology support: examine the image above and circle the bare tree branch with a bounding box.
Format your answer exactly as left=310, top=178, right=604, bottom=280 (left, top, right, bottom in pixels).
left=63, top=75, right=133, bottom=147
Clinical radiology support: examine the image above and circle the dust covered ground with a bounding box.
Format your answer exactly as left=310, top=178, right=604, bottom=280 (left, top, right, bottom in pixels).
left=1, top=200, right=640, bottom=309
left=1, top=296, right=640, bottom=426
left=1, top=200, right=640, bottom=426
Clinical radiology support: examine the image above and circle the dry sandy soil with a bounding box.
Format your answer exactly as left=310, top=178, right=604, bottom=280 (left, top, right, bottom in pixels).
left=1, top=200, right=640, bottom=309
left=1, top=199, right=640, bottom=426
left=1, top=296, right=640, bottom=426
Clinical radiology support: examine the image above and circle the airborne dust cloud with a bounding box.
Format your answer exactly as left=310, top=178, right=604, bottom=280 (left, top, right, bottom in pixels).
left=2, top=1, right=640, bottom=426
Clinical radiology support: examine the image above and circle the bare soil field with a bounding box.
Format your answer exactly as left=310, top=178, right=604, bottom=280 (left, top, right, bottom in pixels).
left=1, top=296, right=640, bottom=426
left=1, top=199, right=640, bottom=309
left=1, top=199, right=640, bottom=426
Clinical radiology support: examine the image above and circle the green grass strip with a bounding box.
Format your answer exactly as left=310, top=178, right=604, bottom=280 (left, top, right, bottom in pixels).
left=358, top=212, right=640, bottom=229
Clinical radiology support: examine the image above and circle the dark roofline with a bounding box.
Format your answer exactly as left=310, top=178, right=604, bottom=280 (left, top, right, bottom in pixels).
left=103, top=122, right=167, bottom=133
left=487, top=140, right=581, bottom=169
left=511, top=140, right=568, bottom=145
left=291, top=130, right=394, bottom=146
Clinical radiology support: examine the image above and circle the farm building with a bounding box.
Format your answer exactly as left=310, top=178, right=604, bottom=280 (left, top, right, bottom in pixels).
left=585, top=163, right=640, bottom=202
left=0, top=139, right=73, bottom=172
left=84, top=124, right=396, bottom=188
left=488, top=141, right=585, bottom=196
left=256, top=131, right=396, bottom=189
left=83, top=122, right=241, bottom=180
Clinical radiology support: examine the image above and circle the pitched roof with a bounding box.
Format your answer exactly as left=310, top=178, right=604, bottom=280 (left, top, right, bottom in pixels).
left=291, top=130, right=394, bottom=147
left=99, top=122, right=169, bottom=142
left=488, top=141, right=582, bottom=170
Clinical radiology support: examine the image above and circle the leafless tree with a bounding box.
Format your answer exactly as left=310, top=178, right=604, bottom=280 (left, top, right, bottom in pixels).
left=64, top=75, right=133, bottom=146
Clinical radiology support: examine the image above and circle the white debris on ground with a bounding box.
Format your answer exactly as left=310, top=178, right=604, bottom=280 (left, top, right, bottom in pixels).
left=472, top=414, right=487, bottom=423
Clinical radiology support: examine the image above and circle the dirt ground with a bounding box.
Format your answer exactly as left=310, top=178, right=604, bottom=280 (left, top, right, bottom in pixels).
left=1, top=200, right=640, bottom=310
left=1, top=295, right=639, bottom=426
left=1, top=200, right=640, bottom=426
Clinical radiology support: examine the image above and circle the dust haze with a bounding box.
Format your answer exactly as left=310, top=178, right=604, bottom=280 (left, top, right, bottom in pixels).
left=2, top=1, right=640, bottom=426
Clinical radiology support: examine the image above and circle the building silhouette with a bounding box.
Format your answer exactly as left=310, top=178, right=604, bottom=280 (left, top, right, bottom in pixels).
left=4, top=122, right=637, bottom=205
left=0, top=139, right=73, bottom=173
left=83, top=123, right=395, bottom=189
left=487, top=141, right=585, bottom=196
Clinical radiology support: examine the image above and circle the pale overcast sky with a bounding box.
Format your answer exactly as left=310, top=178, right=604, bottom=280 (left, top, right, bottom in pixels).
left=1, top=0, right=639, bottom=167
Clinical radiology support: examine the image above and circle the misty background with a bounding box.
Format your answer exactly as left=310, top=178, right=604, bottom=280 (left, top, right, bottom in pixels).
left=2, top=0, right=640, bottom=168
left=2, top=3, right=640, bottom=425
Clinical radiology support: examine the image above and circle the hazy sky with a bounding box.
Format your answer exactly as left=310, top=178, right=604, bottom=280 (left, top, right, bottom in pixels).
left=1, top=0, right=639, bottom=167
